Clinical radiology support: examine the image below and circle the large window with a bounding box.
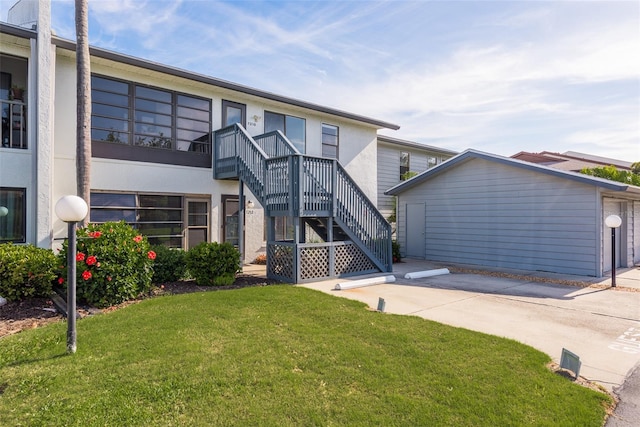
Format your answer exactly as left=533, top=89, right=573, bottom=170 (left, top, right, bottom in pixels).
left=400, top=152, right=410, bottom=179
left=90, top=192, right=209, bottom=249
left=321, top=124, right=339, bottom=159
left=91, top=75, right=212, bottom=165
left=1, top=55, right=28, bottom=149
left=0, top=187, right=26, bottom=243
left=264, top=111, right=306, bottom=153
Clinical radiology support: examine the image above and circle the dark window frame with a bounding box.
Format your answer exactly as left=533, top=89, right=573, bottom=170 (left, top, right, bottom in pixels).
left=90, top=191, right=210, bottom=249
left=222, top=99, right=246, bottom=127
left=91, top=75, right=212, bottom=168
left=264, top=110, right=306, bottom=153
left=400, top=151, right=410, bottom=180
left=321, top=123, right=339, bottom=159
left=0, top=187, right=26, bottom=243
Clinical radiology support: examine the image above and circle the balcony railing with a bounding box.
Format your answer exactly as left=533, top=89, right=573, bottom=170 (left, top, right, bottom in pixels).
left=1, top=99, right=27, bottom=149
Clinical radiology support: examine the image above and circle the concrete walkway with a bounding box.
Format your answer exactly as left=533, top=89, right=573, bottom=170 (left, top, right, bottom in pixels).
left=297, top=259, right=640, bottom=425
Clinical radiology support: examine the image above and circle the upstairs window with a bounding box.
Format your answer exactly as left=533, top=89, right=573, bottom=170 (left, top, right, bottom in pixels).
left=264, top=111, right=306, bottom=153
left=321, top=124, right=339, bottom=159
left=91, top=75, right=212, bottom=166
left=1, top=55, right=28, bottom=149
left=400, top=152, right=410, bottom=180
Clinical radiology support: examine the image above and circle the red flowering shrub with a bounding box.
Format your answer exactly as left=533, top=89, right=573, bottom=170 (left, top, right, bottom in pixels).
left=57, top=221, right=154, bottom=307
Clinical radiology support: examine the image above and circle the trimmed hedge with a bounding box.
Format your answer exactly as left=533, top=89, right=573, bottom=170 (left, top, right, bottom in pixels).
left=151, top=245, right=187, bottom=284
left=185, top=242, right=240, bottom=286
left=0, top=243, right=57, bottom=301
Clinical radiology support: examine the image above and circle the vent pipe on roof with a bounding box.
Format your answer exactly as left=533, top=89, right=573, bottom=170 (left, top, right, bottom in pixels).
left=7, top=0, right=39, bottom=29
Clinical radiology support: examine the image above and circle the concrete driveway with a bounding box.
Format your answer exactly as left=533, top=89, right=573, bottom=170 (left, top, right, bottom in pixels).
left=300, top=259, right=640, bottom=394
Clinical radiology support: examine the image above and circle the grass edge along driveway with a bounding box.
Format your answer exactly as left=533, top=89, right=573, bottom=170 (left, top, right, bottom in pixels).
left=0, top=285, right=611, bottom=426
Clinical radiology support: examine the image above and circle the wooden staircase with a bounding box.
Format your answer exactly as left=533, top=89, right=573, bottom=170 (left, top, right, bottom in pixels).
left=214, top=124, right=392, bottom=283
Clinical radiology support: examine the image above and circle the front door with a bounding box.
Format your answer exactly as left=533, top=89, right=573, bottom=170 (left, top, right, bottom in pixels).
left=186, top=199, right=209, bottom=249
left=406, top=203, right=426, bottom=258
left=222, top=195, right=240, bottom=247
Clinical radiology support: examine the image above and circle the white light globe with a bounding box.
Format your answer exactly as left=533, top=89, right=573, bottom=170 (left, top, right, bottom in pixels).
left=55, top=195, right=88, bottom=222
left=605, top=214, right=622, bottom=229
left=0, top=206, right=8, bottom=217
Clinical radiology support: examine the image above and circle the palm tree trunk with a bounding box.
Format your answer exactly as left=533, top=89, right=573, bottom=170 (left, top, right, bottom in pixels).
left=76, top=0, right=91, bottom=226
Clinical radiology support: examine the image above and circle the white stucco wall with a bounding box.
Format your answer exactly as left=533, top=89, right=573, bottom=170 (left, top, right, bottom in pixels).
left=49, top=47, right=383, bottom=258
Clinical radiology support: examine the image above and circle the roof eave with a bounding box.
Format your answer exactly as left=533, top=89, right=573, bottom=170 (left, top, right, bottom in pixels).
left=52, top=36, right=400, bottom=131
left=0, top=21, right=37, bottom=39
left=385, top=149, right=632, bottom=196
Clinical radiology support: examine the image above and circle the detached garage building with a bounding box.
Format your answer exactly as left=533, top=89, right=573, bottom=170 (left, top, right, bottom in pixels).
left=386, top=150, right=640, bottom=277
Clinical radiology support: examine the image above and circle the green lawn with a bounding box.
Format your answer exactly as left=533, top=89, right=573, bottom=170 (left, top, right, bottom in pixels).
left=0, top=285, right=610, bottom=426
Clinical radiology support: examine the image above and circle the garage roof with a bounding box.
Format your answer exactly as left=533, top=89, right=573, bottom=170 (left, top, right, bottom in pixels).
left=385, top=149, right=640, bottom=196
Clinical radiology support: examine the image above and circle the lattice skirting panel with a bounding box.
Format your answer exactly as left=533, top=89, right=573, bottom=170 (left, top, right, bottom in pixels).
left=267, top=241, right=379, bottom=283
left=267, top=243, right=295, bottom=282
left=334, top=243, right=376, bottom=276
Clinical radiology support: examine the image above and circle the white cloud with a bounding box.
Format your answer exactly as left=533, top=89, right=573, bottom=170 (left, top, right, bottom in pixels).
left=37, top=0, right=639, bottom=161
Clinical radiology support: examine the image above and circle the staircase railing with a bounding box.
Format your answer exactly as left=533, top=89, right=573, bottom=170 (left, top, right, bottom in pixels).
left=334, top=163, right=392, bottom=271
left=214, top=124, right=392, bottom=273
left=253, top=130, right=298, bottom=157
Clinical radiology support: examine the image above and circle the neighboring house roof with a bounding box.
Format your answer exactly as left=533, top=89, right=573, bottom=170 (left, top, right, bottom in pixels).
left=377, top=134, right=458, bottom=156
left=386, top=149, right=640, bottom=196
left=511, top=150, right=633, bottom=172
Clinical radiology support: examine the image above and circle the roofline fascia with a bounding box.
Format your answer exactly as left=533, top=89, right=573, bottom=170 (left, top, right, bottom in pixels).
left=52, top=36, right=400, bottom=131
left=385, top=149, right=632, bottom=196
left=0, top=21, right=37, bottom=39
left=377, top=134, right=459, bottom=156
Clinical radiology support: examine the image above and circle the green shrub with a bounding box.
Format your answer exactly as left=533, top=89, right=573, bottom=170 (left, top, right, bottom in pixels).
left=392, top=240, right=402, bottom=263
left=185, top=242, right=240, bottom=286
left=57, top=221, right=155, bottom=308
left=0, top=243, right=57, bottom=301
left=151, top=245, right=187, bottom=284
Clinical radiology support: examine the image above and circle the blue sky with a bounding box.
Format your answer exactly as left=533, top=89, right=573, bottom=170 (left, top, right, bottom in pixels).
left=2, top=0, right=639, bottom=161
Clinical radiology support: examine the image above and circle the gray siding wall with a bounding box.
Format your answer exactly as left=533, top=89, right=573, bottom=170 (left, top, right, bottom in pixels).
left=377, top=144, right=450, bottom=217
left=377, top=145, right=401, bottom=216
left=633, top=201, right=640, bottom=264
left=397, top=158, right=600, bottom=276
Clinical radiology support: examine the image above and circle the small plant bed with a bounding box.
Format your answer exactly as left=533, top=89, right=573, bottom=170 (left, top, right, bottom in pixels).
left=0, top=274, right=280, bottom=338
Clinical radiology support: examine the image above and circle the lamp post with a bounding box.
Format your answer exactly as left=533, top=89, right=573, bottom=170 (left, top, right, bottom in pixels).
left=605, top=214, right=622, bottom=288
left=55, top=195, right=88, bottom=353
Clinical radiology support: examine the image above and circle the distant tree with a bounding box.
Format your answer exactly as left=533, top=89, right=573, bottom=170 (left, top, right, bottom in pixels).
left=631, top=162, right=640, bottom=175
left=76, top=0, right=91, bottom=226
left=580, top=165, right=640, bottom=186
left=401, top=170, right=419, bottom=181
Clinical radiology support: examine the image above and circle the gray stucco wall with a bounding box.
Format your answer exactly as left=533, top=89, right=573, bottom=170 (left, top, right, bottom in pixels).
left=397, top=158, right=600, bottom=276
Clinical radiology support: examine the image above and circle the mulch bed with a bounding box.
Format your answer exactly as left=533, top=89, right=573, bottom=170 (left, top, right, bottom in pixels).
left=0, top=274, right=281, bottom=339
